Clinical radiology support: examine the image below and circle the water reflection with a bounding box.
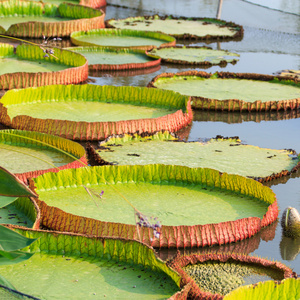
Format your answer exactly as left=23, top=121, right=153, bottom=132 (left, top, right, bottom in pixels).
left=157, top=220, right=277, bottom=261
left=88, top=64, right=161, bottom=77
left=280, top=236, right=300, bottom=261
left=192, top=109, right=300, bottom=124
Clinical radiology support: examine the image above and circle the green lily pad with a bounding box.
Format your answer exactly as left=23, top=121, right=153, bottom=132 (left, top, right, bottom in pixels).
left=93, top=132, right=300, bottom=181
left=32, top=165, right=278, bottom=248
left=0, top=43, right=88, bottom=89
left=70, top=28, right=176, bottom=51
left=0, top=129, right=87, bottom=179
left=168, top=253, right=295, bottom=299
left=67, top=46, right=161, bottom=71
left=146, top=46, right=239, bottom=66
left=0, top=0, right=105, bottom=38
left=224, top=278, right=300, bottom=300
left=0, top=200, right=33, bottom=228
left=0, top=84, right=192, bottom=141
left=106, top=15, right=243, bottom=40
left=29, top=0, right=106, bottom=9
left=148, top=71, right=300, bottom=111
left=0, top=227, right=181, bottom=299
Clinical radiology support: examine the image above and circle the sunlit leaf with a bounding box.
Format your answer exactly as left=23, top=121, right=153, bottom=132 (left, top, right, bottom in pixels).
left=0, top=167, right=37, bottom=198
left=0, top=250, right=34, bottom=266
left=0, top=225, right=36, bottom=252
left=0, top=196, right=17, bottom=208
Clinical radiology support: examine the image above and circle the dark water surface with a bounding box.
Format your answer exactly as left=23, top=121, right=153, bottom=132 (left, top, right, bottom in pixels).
left=100, top=0, right=300, bottom=274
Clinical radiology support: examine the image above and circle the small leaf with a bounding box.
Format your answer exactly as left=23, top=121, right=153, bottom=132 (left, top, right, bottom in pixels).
left=0, top=274, right=17, bottom=290
left=0, top=196, right=17, bottom=208
left=0, top=225, right=36, bottom=252
left=0, top=167, right=37, bottom=198
left=0, top=250, right=34, bottom=266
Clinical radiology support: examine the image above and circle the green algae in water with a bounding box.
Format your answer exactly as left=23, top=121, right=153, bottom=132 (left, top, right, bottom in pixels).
left=6, top=102, right=176, bottom=122
left=0, top=253, right=178, bottom=299
left=0, top=57, right=69, bottom=75
left=153, top=77, right=300, bottom=102
left=37, top=182, right=269, bottom=226
left=71, top=49, right=154, bottom=65
left=97, top=138, right=297, bottom=178
left=0, top=16, right=74, bottom=31
left=0, top=203, right=33, bottom=227
left=72, top=35, right=169, bottom=47
left=183, top=261, right=284, bottom=296
left=109, top=19, right=237, bottom=37
left=148, top=48, right=239, bottom=64
left=0, top=144, right=74, bottom=174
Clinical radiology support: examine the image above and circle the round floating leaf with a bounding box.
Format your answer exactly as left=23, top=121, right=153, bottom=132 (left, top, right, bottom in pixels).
left=67, top=46, right=161, bottom=71
left=0, top=43, right=88, bottom=89
left=0, top=0, right=105, bottom=38
left=92, top=132, right=300, bottom=181
left=0, top=84, right=192, bottom=141
left=0, top=129, right=87, bottom=182
left=223, top=278, right=300, bottom=300
left=146, top=46, right=239, bottom=66
left=29, top=0, right=106, bottom=8
left=168, top=253, right=295, bottom=299
left=148, top=71, right=300, bottom=111
left=106, top=15, right=244, bottom=40
left=70, top=28, right=176, bottom=50
left=0, top=227, right=182, bottom=299
left=31, top=164, right=278, bottom=248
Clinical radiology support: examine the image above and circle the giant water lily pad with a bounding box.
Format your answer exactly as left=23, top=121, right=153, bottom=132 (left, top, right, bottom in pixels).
left=148, top=71, right=300, bottom=111
left=106, top=15, right=243, bottom=40
left=0, top=0, right=105, bottom=38
left=70, top=28, right=176, bottom=51
left=30, top=164, right=278, bottom=248
left=67, top=46, right=161, bottom=71
left=0, top=129, right=87, bottom=182
left=0, top=43, right=88, bottom=89
left=91, top=132, right=300, bottom=181
left=29, top=0, right=106, bottom=8
left=146, top=46, right=239, bottom=66
left=0, top=84, right=192, bottom=141
left=224, top=278, right=300, bottom=300
left=168, top=253, right=295, bottom=299
left=0, top=226, right=182, bottom=299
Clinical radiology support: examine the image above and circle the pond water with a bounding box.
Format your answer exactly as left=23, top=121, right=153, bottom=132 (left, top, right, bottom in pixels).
left=96, top=0, right=300, bottom=274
